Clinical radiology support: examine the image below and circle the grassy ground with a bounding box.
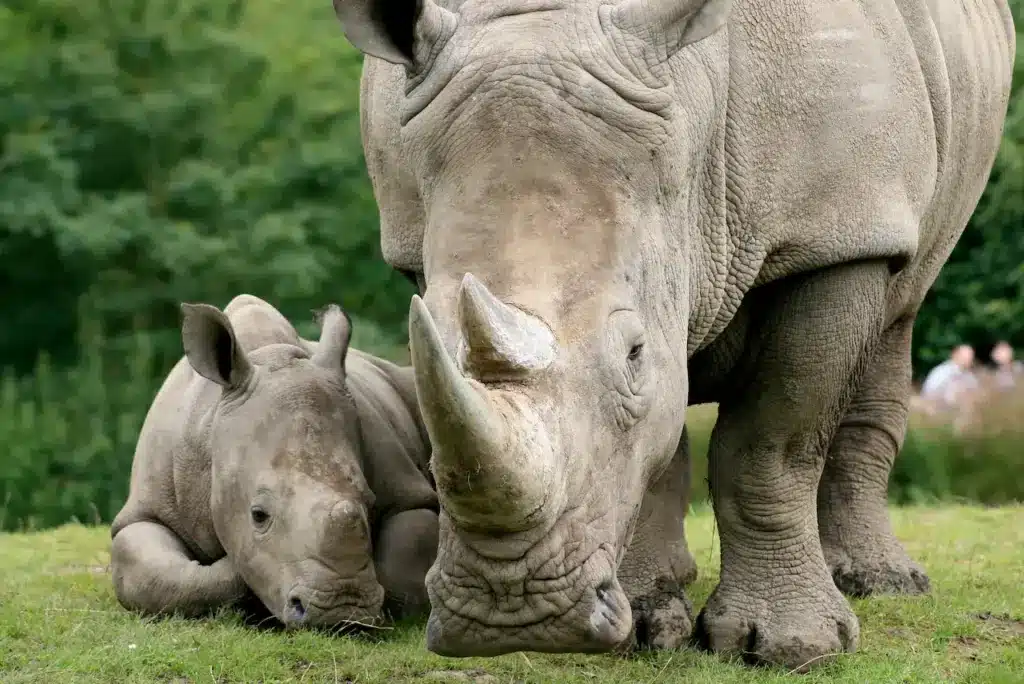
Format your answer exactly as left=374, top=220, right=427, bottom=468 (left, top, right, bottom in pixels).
left=1, top=506, right=1021, bottom=683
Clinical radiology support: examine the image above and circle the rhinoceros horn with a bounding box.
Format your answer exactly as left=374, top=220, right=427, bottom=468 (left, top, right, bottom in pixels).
left=408, top=290, right=556, bottom=531
left=458, top=273, right=555, bottom=379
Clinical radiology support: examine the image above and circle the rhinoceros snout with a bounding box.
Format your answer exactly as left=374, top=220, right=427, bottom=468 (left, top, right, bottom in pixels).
left=424, top=572, right=632, bottom=656
left=281, top=583, right=386, bottom=631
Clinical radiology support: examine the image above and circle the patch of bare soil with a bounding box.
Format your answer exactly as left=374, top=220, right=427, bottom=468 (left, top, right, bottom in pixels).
left=947, top=635, right=982, bottom=662
left=974, top=611, right=1024, bottom=640
left=420, top=669, right=501, bottom=683
left=948, top=612, right=1024, bottom=662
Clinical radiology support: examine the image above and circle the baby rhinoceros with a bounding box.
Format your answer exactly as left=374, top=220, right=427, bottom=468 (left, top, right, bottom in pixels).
left=110, top=294, right=438, bottom=630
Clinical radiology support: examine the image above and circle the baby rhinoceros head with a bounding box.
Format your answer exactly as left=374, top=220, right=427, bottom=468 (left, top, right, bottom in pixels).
left=180, top=301, right=385, bottom=631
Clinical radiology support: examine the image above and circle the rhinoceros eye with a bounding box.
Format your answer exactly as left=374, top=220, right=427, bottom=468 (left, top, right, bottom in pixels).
left=627, top=343, right=644, bottom=362
left=250, top=506, right=270, bottom=529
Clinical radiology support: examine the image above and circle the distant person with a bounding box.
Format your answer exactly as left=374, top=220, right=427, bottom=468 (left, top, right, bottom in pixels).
left=920, top=344, right=981, bottom=412
left=990, top=340, right=1024, bottom=391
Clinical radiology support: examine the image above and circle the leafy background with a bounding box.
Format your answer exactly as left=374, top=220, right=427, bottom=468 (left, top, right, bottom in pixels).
left=1, top=0, right=1023, bottom=529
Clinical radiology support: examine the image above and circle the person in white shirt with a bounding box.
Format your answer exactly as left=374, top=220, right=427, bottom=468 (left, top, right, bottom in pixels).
left=920, top=344, right=981, bottom=411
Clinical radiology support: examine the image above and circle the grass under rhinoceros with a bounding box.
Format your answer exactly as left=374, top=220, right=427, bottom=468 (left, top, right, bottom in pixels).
left=0, top=505, right=1022, bottom=684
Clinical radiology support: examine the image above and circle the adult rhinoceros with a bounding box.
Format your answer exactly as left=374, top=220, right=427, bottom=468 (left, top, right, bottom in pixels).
left=331, top=0, right=1015, bottom=670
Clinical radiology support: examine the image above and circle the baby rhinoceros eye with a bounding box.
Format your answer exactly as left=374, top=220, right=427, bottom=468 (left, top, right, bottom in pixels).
left=250, top=506, right=270, bottom=529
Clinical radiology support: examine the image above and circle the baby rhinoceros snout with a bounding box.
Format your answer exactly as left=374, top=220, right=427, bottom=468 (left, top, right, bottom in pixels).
left=281, top=580, right=386, bottom=631
left=279, top=500, right=387, bottom=631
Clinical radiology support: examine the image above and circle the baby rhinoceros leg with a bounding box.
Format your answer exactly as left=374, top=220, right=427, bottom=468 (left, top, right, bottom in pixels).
left=695, top=260, right=895, bottom=672
left=374, top=508, right=440, bottom=621
left=110, top=521, right=247, bottom=618
left=817, top=314, right=930, bottom=597
left=617, top=429, right=698, bottom=651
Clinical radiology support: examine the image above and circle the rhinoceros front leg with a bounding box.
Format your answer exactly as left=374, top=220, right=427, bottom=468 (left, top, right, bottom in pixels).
left=695, top=259, right=892, bottom=672
left=817, top=314, right=930, bottom=596
left=617, top=426, right=698, bottom=651
left=374, top=508, right=439, bottom=621
left=111, top=521, right=247, bottom=618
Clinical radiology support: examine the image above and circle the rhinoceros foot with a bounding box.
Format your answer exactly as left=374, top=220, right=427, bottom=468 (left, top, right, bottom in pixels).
left=827, top=552, right=931, bottom=598
left=693, top=572, right=859, bottom=673
left=624, top=577, right=695, bottom=652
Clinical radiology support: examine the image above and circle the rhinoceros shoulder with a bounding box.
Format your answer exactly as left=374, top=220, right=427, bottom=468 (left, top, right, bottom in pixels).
left=344, top=350, right=437, bottom=517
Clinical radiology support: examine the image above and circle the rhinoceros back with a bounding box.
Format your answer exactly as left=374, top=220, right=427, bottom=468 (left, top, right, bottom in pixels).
left=713, top=0, right=1014, bottom=329
left=884, top=0, right=1016, bottom=316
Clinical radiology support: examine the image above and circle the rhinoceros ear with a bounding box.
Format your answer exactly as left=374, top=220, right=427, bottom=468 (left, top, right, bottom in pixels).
left=311, top=304, right=352, bottom=376
left=331, top=0, right=457, bottom=69
left=180, top=303, right=254, bottom=390
left=608, top=0, right=731, bottom=63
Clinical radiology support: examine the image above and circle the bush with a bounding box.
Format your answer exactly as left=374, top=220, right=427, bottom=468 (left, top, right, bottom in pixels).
left=891, top=389, right=1024, bottom=505
left=684, top=401, right=1024, bottom=511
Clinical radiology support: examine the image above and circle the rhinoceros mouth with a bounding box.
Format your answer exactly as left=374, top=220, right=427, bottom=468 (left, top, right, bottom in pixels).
left=423, top=538, right=630, bottom=656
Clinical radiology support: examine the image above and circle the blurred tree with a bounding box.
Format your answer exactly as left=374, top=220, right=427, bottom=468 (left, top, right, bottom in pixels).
left=0, top=0, right=413, bottom=374
left=0, top=0, right=1022, bottom=377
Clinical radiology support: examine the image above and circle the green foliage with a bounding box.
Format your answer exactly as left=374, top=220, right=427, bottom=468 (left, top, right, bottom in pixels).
left=1, top=0, right=1024, bottom=530
left=0, top=0, right=413, bottom=375
left=891, top=398, right=1024, bottom=506
left=0, top=301, right=150, bottom=531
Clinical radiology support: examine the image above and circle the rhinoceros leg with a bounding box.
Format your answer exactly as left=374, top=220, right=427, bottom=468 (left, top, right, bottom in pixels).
left=694, top=259, right=892, bottom=672
left=817, top=314, right=931, bottom=597
left=111, top=521, right=246, bottom=618
left=374, top=508, right=439, bottom=621
left=617, top=426, right=698, bottom=650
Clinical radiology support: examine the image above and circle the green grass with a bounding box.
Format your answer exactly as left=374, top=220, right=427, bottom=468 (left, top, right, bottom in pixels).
left=1, top=506, right=1022, bottom=683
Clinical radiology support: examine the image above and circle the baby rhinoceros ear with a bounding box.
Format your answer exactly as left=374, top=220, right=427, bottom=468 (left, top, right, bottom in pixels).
left=180, top=303, right=254, bottom=390
left=312, top=304, right=352, bottom=377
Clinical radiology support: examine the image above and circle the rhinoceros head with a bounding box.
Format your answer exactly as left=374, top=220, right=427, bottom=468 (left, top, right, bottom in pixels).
left=180, top=302, right=385, bottom=630
left=333, top=0, right=732, bottom=656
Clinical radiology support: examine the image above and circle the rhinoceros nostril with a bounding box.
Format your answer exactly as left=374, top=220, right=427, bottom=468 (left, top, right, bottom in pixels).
left=588, top=578, right=631, bottom=648
left=288, top=596, right=307, bottom=621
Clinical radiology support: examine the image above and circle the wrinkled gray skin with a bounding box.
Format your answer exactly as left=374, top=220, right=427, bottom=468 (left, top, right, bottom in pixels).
left=332, top=0, right=1015, bottom=670
left=110, top=295, right=438, bottom=629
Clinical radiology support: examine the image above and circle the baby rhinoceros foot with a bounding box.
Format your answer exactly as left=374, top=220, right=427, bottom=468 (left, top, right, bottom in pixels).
left=825, top=547, right=931, bottom=598
left=694, top=576, right=859, bottom=673
left=621, top=577, right=695, bottom=652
